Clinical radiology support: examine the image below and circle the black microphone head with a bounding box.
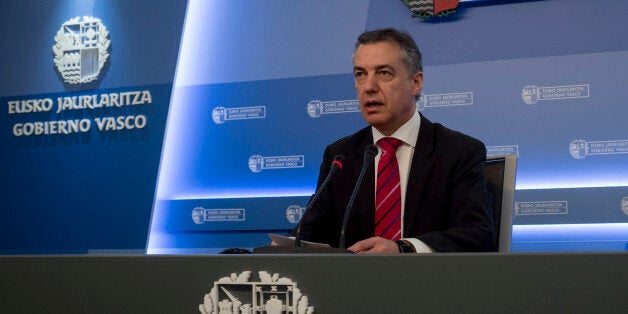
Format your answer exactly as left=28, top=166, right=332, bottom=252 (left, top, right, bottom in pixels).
left=364, top=144, right=379, bottom=160
left=332, top=155, right=346, bottom=170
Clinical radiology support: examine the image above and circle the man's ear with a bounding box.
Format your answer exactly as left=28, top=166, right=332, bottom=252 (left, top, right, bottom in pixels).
left=411, top=71, right=423, bottom=97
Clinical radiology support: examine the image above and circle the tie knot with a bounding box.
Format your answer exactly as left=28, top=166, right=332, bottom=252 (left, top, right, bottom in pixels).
left=378, top=137, right=402, bottom=154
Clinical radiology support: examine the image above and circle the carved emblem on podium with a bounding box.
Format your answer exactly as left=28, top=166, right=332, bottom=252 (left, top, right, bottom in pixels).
left=199, top=271, right=314, bottom=314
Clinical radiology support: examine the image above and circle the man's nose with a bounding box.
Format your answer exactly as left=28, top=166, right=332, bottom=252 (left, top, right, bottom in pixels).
left=363, top=75, right=379, bottom=93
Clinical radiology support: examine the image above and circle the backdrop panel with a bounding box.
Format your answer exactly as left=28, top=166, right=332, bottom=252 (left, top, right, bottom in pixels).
left=0, top=0, right=188, bottom=254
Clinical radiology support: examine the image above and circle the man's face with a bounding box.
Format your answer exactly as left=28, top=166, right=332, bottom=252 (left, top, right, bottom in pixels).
left=353, top=41, right=423, bottom=135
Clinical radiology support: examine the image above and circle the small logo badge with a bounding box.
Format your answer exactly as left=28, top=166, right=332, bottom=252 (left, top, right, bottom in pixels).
left=199, top=270, right=314, bottom=313
left=522, top=84, right=589, bottom=105
left=417, top=92, right=474, bottom=111
left=305, top=99, right=359, bottom=118
left=192, top=207, right=246, bottom=224
left=212, top=105, right=266, bottom=124
left=53, top=16, right=110, bottom=84
left=212, top=106, right=227, bottom=124
left=569, top=139, right=628, bottom=159
left=487, top=145, right=519, bottom=157
left=248, top=155, right=263, bottom=173
left=248, top=154, right=305, bottom=173
left=514, top=201, right=568, bottom=216
left=569, top=139, right=589, bottom=159
left=306, top=100, right=323, bottom=118
left=521, top=85, right=541, bottom=105
left=286, top=205, right=306, bottom=224
left=621, top=197, right=628, bottom=216
left=192, top=207, right=205, bottom=224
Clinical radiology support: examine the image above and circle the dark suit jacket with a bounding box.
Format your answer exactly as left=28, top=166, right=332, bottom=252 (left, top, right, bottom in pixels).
left=297, top=114, right=495, bottom=252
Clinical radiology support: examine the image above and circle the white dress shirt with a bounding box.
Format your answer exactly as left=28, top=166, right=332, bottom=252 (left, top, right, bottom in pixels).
left=372, top=110, right=434, bottom=253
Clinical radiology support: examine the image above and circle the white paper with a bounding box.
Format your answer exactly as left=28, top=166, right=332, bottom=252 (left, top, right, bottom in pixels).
left=268, top=233, right=331, bottom=248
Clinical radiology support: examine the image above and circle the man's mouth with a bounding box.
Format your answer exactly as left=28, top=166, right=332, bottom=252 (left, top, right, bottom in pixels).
left=365, top=101, right=383, bottom=107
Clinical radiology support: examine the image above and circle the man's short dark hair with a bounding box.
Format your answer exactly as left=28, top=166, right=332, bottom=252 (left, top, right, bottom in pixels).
left=354, top=28, right=423, bottom=75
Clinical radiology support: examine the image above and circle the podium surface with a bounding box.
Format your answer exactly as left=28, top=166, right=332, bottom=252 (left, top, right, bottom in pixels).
left=1, top=253, right=626, bottom=313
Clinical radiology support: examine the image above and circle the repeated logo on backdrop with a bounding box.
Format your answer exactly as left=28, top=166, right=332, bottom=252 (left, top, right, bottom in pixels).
left=487, top=145, right=519, bottom=157
left=515, top=197, right=628, bottom=218
left=192, top=207, right=246, bottom=224
left=305, top=90, right=474, bottom=118
left=521, top=84, right=589, bottom=105
left=569, top=139, right=628, bottom=159
left=417, top=91, right=473, bottom=111
left=248, top=155, right=305, bottom=173
left=286, top=205, right=306, bottom=224
left=306, top=100, right=359, bottom=118
left=515, top=201, right=569, bottom=216
left=212, top=106, right=266, bottom=124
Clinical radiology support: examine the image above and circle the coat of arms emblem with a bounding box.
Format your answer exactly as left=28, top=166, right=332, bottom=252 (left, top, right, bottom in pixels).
left=53, top=16, right=110, bottom=84
left=402, top=0, right=460, bottom=18
left=199, top=270, right=314, bottom=313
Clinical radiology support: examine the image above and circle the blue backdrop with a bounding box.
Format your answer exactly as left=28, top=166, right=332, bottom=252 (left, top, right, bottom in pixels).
left=0, top=0, right=187, bottom=253
left=1, top=0, right=627, bottom=254
left=149, top=0, right=628, bottom=253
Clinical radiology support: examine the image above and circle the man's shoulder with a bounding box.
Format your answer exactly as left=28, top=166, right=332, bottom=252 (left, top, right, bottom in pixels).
left=430, top=120, right=485, bottom=149
left=419, top=115, right=486, bottom=159
left=328, top=125, right=371, bottom=150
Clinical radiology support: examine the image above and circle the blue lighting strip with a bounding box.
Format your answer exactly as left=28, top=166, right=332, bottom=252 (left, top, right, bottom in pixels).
left=511, top=223, right=628, bottom=252
left=513, top=223, right=628, bottom=242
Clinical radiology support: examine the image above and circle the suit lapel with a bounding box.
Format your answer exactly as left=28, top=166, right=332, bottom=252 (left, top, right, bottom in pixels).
left=403, top=114, right=435, bottom=235
left=352, top=130, right=376, bottom=238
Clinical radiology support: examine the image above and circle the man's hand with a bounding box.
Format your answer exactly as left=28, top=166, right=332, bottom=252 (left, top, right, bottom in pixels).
left=347, top=237, right=399, bottom=254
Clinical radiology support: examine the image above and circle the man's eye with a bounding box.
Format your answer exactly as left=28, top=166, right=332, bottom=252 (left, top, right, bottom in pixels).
left=354, top=72, right=365, bottom=78
left=379, top=71, right=391, bottom=76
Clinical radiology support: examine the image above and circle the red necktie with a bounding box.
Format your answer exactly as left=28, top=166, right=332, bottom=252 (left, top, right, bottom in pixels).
left=375, top=137, right=402, bottom=240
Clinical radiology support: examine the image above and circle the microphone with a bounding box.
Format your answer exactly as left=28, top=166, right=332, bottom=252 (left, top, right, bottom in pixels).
left=294, top=155, right=345, bottom=247
left=338, top=144, right=378, bottom=249
left=253, top=154, right=349, bottom=254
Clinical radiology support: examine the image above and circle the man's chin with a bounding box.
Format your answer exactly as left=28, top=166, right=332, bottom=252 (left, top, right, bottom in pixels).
left=362, top=112, right=385, bottom=122
left=365, top=119, right=386, bottom=131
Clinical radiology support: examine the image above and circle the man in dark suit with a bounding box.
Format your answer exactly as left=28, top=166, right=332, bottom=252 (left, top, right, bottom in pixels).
left=297, top=28, right=495, bottom=253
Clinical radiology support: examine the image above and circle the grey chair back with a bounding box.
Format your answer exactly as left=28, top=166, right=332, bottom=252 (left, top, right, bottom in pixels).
left=485, top=154, right=517, bottom=252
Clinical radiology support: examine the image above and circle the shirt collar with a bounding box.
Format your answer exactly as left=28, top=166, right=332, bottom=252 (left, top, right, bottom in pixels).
left=372, top=110, right=421, bottom=148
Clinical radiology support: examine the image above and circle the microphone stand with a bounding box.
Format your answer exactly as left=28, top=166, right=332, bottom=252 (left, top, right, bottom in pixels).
left=254, top=155, right=351, bottom=254
left=338, top=145, right=378, bottom=249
